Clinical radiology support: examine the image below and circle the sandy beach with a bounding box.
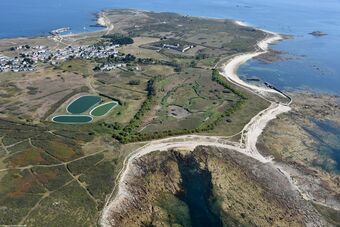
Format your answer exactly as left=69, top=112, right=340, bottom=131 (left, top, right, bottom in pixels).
left=97, top=13, right=114, bottom=34
left=234, top=20, right=248, bottom=27
left=222, top=25, right=284, bottom=96
left=100, top=21, right=293, bottom=227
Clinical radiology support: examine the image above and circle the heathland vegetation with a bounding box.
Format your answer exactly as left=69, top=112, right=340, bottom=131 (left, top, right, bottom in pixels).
left=0, top=9, right=277, bottom=226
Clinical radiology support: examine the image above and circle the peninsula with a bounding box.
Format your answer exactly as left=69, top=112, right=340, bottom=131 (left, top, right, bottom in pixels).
left=0, top=9, right=338, bottom=227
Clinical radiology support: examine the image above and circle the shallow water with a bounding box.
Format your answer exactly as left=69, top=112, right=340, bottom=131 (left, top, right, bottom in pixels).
left=304, top=119, right=340, bottom=173
left=1, top=0, right=339, bottom=94
left=1, top=0, right=339, bottom=168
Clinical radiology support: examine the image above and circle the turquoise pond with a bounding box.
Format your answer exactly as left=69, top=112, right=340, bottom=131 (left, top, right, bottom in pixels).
left=67, top=95, right=101, bottom=114
left=52, top=115, right=93, bottom=124
left=90, top=102, right=118, bottom=117
left=53, top=95, right=118, bottom=124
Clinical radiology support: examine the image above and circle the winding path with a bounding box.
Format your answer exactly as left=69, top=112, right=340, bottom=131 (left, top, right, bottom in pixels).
left=100, top=25, right=292, bottom=226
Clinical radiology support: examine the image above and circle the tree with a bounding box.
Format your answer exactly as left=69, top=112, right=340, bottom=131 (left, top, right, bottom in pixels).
left=102, top=34, right=134, bottom=45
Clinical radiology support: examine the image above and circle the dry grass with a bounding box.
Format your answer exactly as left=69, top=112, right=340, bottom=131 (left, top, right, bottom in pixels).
left=0, top=66, right=88, bottom=121
left=118, top=37, right=170, bottom=60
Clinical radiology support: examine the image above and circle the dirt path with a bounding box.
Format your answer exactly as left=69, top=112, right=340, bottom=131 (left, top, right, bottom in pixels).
left=97, top=13, right=114, bottom=35
left=100, top=102, right=292, bottom=226
left=0, top=150, right=104, bottom=173
left=241, top=103, right=291, bottom=153
left=99, top=25, right=294, bottom=226
left=65, top=165, right=98, bottom=207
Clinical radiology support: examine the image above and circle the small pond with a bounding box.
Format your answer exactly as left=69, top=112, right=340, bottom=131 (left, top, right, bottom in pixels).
left=90, top=101, right=118, bottom=117
left=52, top=115, right=93, bottom=124
left=67, top=95, right=101, bottom=114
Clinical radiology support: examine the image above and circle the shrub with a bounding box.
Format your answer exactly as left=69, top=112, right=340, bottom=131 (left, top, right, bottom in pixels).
left=128, top=79, right=141, bottom=85
left=102, top=34, right=134, bottom=45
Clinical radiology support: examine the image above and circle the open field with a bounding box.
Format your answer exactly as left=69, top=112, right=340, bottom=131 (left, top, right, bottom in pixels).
left=0, top=118, right=134, bottom=226
left=118, top=36, right=171, bottom=61
left=0, top=9, right=295, bottom=226
left=139, top=67, right=241, bottom=134
left=0, top=66, right=89, bottom=121
left=0, top=9, right=266, bottom=139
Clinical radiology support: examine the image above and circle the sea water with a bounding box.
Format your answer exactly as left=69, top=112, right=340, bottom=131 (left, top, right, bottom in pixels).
left=1, top=0, right=339, bottom=94
left=1, top=0, right=339, bottom=164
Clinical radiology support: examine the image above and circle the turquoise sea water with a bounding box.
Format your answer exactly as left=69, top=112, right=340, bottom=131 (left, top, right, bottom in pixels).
left=1, top=0, right=339, bottom=214
left=1, top=1, right=339, bottom=167
left=1, top=0, right=339, bottom=94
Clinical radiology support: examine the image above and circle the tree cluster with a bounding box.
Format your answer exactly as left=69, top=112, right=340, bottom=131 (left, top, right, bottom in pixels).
left=102, top=34, right=134, bottom=45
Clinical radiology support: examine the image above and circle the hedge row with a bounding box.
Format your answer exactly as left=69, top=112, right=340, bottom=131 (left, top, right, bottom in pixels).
left=104, top=70, right=247, bottom=143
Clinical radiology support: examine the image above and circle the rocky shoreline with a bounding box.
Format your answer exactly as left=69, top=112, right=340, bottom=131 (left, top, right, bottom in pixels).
left=105, top=147, right=328, bottom=226
left=258, top=91, right=340, bottom=225
left=87, top=10, right=340, bottom=226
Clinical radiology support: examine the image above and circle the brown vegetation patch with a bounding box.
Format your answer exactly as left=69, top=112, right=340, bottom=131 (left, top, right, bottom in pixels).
left=7, top=147, right=46, bottom=167
left=45, top=140, right=78, bottom=162
left=34, top=170, right=58, bottom=184
left=8, top=175, right=37, bottom=198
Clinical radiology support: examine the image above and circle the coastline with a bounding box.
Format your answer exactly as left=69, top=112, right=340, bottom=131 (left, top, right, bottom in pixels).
left=52, top=12, right=113, bottom=39
left=100, top=23, right=294, bottom=226
left=221, top=24, right=285, bottom=97
left=0, top=11, right=110, bottom=41
left=0, top=4, right=339, bottom=226
left=1, top=8, right=336, bottom=225
left=234, top=20, right=248, bottom=27
left=100, top=136, right=272, bottom=226
left=96, top=12, right=114, bottom=34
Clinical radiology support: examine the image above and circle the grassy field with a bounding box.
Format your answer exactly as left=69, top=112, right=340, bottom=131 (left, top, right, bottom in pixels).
left=139, top=67, right=241, bottom=134
left=59, top=59, right=96, bottom=78
left=119, top=36, right=171, bottom=61
left=0, top=9, right=273, bottom=226
left=0, top=9, right=266, bottom=140
left=0, top=118, right=132, bottom=226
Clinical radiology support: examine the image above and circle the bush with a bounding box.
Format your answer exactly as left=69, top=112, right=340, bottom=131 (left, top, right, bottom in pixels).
left=212, top=69, right=246, bottom=99
left=128, top=80, right=140, bottom=85
left=109, top=71, right=247, bottom=143
left=102, top=34, right=134, bottom=45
